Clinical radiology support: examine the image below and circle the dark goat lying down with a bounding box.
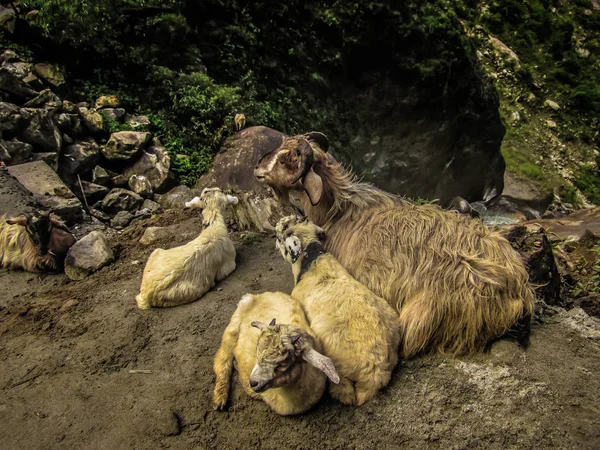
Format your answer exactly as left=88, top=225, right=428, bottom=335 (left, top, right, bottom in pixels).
left=0, top=212, right=76, bottom=272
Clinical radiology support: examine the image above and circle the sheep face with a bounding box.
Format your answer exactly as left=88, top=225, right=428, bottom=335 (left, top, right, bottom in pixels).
left=254, top=132, right=329, bottom=206
left=249, top=319, right=339, bottom=392
left=275, top=216, right=325, bottom=264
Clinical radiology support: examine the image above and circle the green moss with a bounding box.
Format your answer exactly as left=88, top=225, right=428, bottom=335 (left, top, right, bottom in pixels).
left=574, top=162, right=600, bottom=204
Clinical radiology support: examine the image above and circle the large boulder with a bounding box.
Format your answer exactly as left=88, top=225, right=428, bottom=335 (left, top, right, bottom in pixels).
left=0, top=101, right=27, bottom=133
left=0, top=69, right=37, bottom=104
left=95, top=95, right=120, bottom=109
left=102, top=131, right=152, bottom=161
left=19, top=108, right=62, bottom=152
left=65, top=231, right=114, bottom=280
left=80, top=109, right=104, bottom=134
left=2, top=61, right=32, bottom=80
left=102, top=188, right=143, bottom=215
left=196, top=126, right=284, bottom=193
left=7, top=161, right=83, bottom=224
left=59, top=142, right=100, bottom=178
left=23, top=89, right=62, bottom=109
left=0, top=6, right=16, bottom=33
left=0, top=138, right=32, bottom=165
left=124, top=140, right=171, bottom=192
left=33, top=63, right=66, bottom=89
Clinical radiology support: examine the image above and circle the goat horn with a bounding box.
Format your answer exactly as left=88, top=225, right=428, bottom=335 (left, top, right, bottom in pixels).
left=303, top=131, right=329, bottom=152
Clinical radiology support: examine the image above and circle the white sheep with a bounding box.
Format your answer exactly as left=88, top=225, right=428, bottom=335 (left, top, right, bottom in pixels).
left=213, top=291, right=339, bottom=415
left=276, top=216, right=400, bottom=406
left=136, top=187, right=238, bottom=309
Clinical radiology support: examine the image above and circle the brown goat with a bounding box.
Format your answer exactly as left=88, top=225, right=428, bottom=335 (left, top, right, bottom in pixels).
left=0, top=212, right=76, bottom=272
left=255, top=132, right=535, bottom=357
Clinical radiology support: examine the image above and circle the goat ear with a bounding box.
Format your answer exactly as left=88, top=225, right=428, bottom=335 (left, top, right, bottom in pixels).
left=302, top=348, right=340, bottom=384
left=302, top=168, right=323, bottom=206
left=226, top=194, right=239, bottom=205
left=6, top=215, right=28, bottom=227
left=269, top=318, right=276, bottom=326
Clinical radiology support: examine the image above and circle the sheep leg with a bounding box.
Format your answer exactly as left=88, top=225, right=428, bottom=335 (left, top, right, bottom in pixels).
left=328, top=376, right=356, bottom=405
left=213, top=312, right=242, bottom=410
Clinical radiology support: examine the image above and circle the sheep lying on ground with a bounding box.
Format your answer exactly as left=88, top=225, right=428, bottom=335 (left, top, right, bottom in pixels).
left=256, top=132, right=535, bottom=357
left=136, top=187, right=238, bottom=309
left=0, top=212, right=76, bottom=272
left=276, top=216, right=400, bottom=406
left=213, top=292, right=339, bottom=415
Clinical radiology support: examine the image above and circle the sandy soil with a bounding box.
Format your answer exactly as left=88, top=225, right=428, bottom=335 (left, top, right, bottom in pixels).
left=1, top=209, right=600, bottom=450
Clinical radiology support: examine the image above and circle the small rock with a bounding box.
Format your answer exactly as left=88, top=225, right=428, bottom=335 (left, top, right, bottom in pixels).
left=126, top=115, right=151, bottom=129
left=102, top=131, right=152, bottom=161
left=65, top=231, right=115, bottom=280
left=33, top=63, right=66, bottom=88
left=0, top=138, right=32, bottom=165
left=142, top=199, right=161, bottom=213
left=3, top=61, right=33, bottom=79
left=102, top=188, right=143, bottom=215
left=23, top=89, right=62, bottom=109
left=0, top=70, right=37, bottom=103
left=129, top=174, right=153, bottom=198
left=110, top=174, right=129, bottom=188
left=62, top=100, right=79, bottom=114
left=80, top=109, right=104, bottom=134
left=139, top=226, right=168, bottom=245
left=89, top=208, right=110, bottom=222
left=510, top=111, right=521, bottom=123
left=60, top=299, right=79, bottom=311
left=99, top=108, right=126, bottom=121
left=22, top=72, right=44, bottom=91
left=92, top=165, right=111, bottom=185
left=41, top=322, right=51, bottom=331
left=544, top=99, right=560, bottom=111
left=95, top=95, right=120, bottom=109
left=0, top=49, right=18, bottom=63
left=79, top=180, right=110, bottom=203
left=546, top=119, right=557, bottom=129
left=0, top=101, right=27, bottom=133
left=110, top=211, right=134, bottom=229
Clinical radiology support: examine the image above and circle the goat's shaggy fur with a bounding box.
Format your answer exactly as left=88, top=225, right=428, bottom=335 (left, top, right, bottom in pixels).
left=0, top=214, right=76, bottom=272
left=136, top=188, right=238, bottom=309
left=213, top=292, right=338, bottom=415
left=276, top=217, right=400, bottom=405
left=256, top=134, right=535, bottom=357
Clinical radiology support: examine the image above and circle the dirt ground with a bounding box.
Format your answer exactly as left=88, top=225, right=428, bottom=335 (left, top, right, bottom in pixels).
left=1, top=209, right=600, bottom=450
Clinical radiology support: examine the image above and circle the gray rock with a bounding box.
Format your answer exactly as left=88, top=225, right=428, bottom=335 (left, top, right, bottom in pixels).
left=89, top=208, right=110, bottom=222
left=80, top=109, right=104, bottom=134
left=110, top=173, right=129, bottom=188
left=101, top=131, right=152, bottom=161
left=0, top=69, right=37, bottom=104
left=139, top=226, right=169, bottom=245
left=29, top=152, right=58, bottom=171
left=65, top=231, right=115, bottom=280
left=62, top=100, right=79, bottom=114
left=59, top=142, right=100, bottom=177
left=0, top=6, right=16, bottom=33
left=92, top=166, right=111, bottom=185
left=110, top=210, right=134, bottom=229
left=158, top=185, right=194, bottom=210
left=23, top=73, right=45, bottom=91
left=142, top=199, right=161, bottom=214
left=3, top=61, right=33, bottom=79
left=23, top=89, right=62, bottom=109
left=99, top=107, right=126, bottom=121
left=125, top=140, right=171, bottom=192
left=126, top=114, right=151, bottom=129
left=62, top=134, right=74, bottom=145
left=0, top=50, right=18, bottom=63
left=19, top=108, right=62, bottom=152
left=0, top=138, right=32, bottom=165
left=79, top=181, right=110, bottom=203
left=128, top=174, right=153, bottom=198
left=33, top=63, right=66, bottom=89
left=102, top=188, right=143, bottom=215
left=0, top=101, right=27, bottom=133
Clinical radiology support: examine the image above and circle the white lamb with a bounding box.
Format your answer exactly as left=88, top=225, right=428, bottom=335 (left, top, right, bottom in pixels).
left=136, top=187, right=238, bottom=309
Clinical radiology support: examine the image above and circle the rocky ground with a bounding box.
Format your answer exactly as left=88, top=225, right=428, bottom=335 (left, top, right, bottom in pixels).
left=1, top=208, right=599, bottom=450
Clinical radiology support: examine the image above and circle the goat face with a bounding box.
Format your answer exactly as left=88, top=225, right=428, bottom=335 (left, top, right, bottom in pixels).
left=254, top=132, right=329, bottom=206
left=275, top=216, right=326, bottom=264
left=6, top=213, right=54, bottom=255
left=249, top=319, right=339, bottom=392
left=198, top=187, right=239, bottom=211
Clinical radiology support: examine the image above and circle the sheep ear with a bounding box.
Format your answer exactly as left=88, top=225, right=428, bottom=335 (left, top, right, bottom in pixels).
left=251, top=321, right=267, bottom=330
left=226, top=194, right=239, bottom=205
left=284, top=235, right=302, bottom=263
left=302, top=348, right=340, bottom=384
left=269, top=318, right=276, bottom=326
left=302, top=168, right=323, bottom=206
